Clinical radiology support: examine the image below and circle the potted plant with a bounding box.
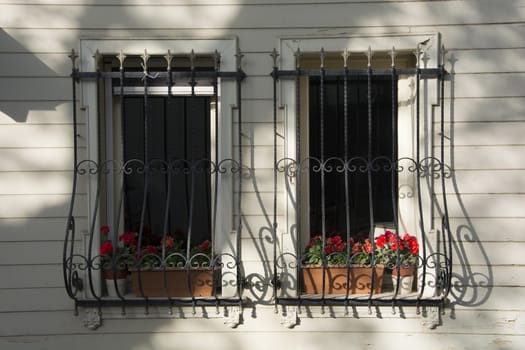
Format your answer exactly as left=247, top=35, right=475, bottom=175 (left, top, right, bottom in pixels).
left=375, top=230, right=420, bottom=294
left=301, top=234, right=384, bottom=295
left=130, top=236, right=216, bottom=298
left=99, top=226, right=138, bottom=297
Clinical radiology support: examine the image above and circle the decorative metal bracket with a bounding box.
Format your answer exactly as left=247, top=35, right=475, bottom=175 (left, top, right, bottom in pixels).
left=421, top=306, right=441, bottom=329
left=280, top=306, right=298, bottom=328
left=223, top=306, right=242, bottom=328
left=82, top=308, right=102, bottom=330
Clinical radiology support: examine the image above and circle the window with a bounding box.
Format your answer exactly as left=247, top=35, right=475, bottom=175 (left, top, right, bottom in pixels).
left=272, top=35, right=452, bottom=307
left=104, top=58, right=215, bottom=247
left=63, top=39, right=244, bottom=309
left=307, top=74, right=396, bottom=236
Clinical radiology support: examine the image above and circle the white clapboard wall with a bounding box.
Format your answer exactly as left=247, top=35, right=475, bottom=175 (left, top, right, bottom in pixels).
left=0, top=1, right=524, bottom=349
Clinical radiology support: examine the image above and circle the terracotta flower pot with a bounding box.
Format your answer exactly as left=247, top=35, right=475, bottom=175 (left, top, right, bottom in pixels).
left=301, top=265, right=384, bottom=295
left=103, top=268, right=128, bottom=297
left=392, top=265, right=416, bottom=295
left=131, top=268, right=215, bottom=297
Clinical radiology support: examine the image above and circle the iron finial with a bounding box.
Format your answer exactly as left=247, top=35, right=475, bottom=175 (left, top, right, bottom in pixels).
left=141, top=49, right=150, bottom=72
left=294, top=48, right=301, bottom=70
left=270, top=48, right=280, bottom=69
left=214, top=49, right=221, bottom=71
left=414, top=45, right=421, bottom=68
left=164, top=49, right=173, bottom=71
left=441, top=44, right=448, bottom=67
left=235, top=47, right=244, bottom=70
left=68, top=49, right=79, bottom=70
left=320, top=47, right=325, bottom=69
left=93, top=49, right=102, bottom=72
left=389, top=46, right=397, bottom=68
left=189, top=49, right=196, bottom=71
left=117, top=49, right=126, bottom=71
left=365, top=46, right=373, bottom=68
left=342, top=48, right=350, bottom=68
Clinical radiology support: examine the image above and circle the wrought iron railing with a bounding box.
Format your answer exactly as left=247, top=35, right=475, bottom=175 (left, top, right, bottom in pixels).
left=270, top=46, right=452, bottom=312
left=63, top=49, right=246, bottom=314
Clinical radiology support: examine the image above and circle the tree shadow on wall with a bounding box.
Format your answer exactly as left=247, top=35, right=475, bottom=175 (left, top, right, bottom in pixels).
left=0, top=29, right=69, bottom=123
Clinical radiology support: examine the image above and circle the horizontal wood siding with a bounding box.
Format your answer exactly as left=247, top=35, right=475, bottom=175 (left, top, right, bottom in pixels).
left=0, top=0, right=524, bottom=349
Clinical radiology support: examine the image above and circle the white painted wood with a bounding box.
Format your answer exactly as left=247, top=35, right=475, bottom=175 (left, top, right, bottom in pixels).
left=239, top=145, right=282, bottom=169
left=448, top=242, right=525, bottom=266
left=0, top=325, right=524, bottom=350
left=441, top=194, right=525, bottom=218
left=447, top=217, right=525, bottom=242
left=242, top=76, right=274, bottom=99
left=0, top=308, right=524, bottom=338
left=234, top=122, right=282, bottom=146
left=0, top=265, right=64, bottom=288
left=0, top=217, right=86, bottom=241
left=242, top=99, right=275, bottom=123
left=446, top=73, right=525, bottom=98
left=0, top=194, right=87, bottom=219
left=441, top=122, right=525, bottom=146
left=443, top=146, right=525, bottom=170
left=0, top=102, right=80, bottom=125
left=440, top=170, right=525, bottom=194
left=420, top=23, right=525, bottom=50
left=1, top=0, right=525, bottom=346
left=0, top=172, right=80, bottom=195
left=451, top=265, right=525, bottom=287
left=0, top=124, right=84, bottom=148
left=0, top=77, right=71, bottom=100
left=443, top=97, right=525, bottom=122
left=0, top=241, right=77, bottom=265
left=0, top=147, right=82, bottom=171
left=447, top=48, right=525, bottom=74
left=238, top=168, right=284, bottom=193
left=1, top=2, right=524, bottom=29
left=2, top=23, right=524, bottom=55
left=0, top=53, right=72, bottom=77
left=0, top=288, right=73, bottom=312
left=235, top=192, right=283, bottom=217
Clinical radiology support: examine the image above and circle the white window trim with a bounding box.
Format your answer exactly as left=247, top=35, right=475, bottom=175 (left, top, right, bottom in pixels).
left=79, top=38, right=238, bottom=298
left=276, top=33, right=441, bottom=298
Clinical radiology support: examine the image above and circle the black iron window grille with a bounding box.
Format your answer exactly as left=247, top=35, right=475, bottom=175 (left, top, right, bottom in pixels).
left=63, top=48, right=245, bottom=314
left=270, top=45, right=452, bottom=312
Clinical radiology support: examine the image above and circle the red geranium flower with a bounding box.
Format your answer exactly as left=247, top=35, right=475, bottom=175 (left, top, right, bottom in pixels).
left=119, top=231, right=138, bottom=247
left=199, top=239, right=211, bottom=251
left=163, top=236, right=174, bottom=249
left=144, top=245, right=157, bottom=254
left=363, top=239, right=373, bottom=254
left=100, top=225, right=110, bottom=235
left=100, top=240, right=113, bottom=255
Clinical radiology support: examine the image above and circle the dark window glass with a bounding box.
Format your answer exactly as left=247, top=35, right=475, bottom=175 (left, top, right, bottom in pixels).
left=122, top=96, right=211, bottom=244
left=308, top=76, right=396, bottom=236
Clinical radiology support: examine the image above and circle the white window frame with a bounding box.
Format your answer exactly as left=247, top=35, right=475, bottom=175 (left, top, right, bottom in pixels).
left=276, top=33, right=442, bottom=298
left=79, top=38, right=239, bottom=298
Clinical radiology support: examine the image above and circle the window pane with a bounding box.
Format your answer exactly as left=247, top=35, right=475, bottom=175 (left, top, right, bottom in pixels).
left=122, top=96, right=211, bottom=244
left=308, top=76, right=396, bottom=236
